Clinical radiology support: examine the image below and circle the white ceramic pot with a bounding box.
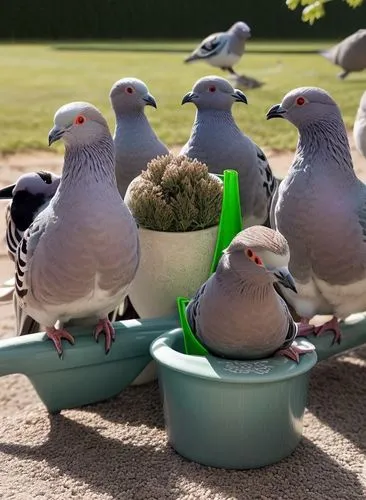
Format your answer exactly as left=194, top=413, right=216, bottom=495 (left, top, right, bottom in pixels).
left=127, top=225, right=218, bottom=319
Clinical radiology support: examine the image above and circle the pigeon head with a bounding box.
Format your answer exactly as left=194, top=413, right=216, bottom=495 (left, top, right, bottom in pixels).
left=266, top=87, right=342, bottom=128
left=181, top=76, right=248, bottom=111
left=48, top=102, right=110, bottom=147
left=228, top=21, right=251, bottom=39
left=0, top=171, right=60, bottom=200
left=109, top=78, right=157, bottom=114
left=225, top=226, right=297, bottom=292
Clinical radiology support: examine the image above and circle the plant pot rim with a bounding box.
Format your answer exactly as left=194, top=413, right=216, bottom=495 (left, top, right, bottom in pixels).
left=137, top=225, right=219, bottom=236
left=150, top=328, right=317, bottom=384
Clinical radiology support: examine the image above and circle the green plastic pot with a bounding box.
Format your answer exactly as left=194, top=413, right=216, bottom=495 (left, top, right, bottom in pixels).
left=151, top=328, right=317, bottom=469
left=0, top=316, right=178, bottom=413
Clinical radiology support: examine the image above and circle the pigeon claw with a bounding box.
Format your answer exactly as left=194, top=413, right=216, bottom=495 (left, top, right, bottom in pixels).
left=275, top=341, right=315, bottom=364
left=313, top=317, right=342, bottom=345
left=94, top=318, right=116, bottom=354
left=45, top=326, right=75, bottom=359
left=296, top=318, right=316, bottom=338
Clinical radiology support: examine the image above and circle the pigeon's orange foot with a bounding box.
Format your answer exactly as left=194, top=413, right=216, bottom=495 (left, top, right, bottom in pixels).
left=296, top=318, right=316, bottom=338
left=46, top=326, right=75, bottom=359
left=275, top=340, right=315, bottom=363
left=94, top=318, right=116, bottom=354
left=314, top=317, right=342, bottom=345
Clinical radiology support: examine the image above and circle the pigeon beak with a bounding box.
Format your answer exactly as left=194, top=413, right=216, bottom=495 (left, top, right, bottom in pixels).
left=181, top=92, right=197, bottom=105
left=266, top=104, right=286, bottom=120
left=48, top=125, right=65, bottom=146
left=0, top=183, right=15, bottom=199
left=143, top=93, right=157, bottom=109
left=274, top=267, right=297, bottom=294
left=232, top=89, right=248, bottom=104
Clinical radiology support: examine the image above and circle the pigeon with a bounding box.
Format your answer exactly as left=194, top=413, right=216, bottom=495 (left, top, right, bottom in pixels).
left=184, top=22, right=251, bottom=80
left=320, top=29, right=366, bottom=79
left=353, top=90, right=366, bottom=159
left=0, top=171, right=60, bottom=262
left=180, top=76, right=278, bottom=228
left=186, top=226, right=314, bottom=362
left=14, top=101, right=140, bottom=357
left=109, top=77, right=169, bottom=199
left=0, top=171, right=61, bottom=333
left=266, top=86, right=366, bottom=344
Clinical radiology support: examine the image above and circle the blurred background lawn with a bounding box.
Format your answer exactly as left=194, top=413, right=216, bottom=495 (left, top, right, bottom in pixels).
left=0, top=40, right=365, bottom=154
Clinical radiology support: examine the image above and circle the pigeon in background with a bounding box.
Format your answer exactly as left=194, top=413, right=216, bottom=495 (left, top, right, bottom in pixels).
left=320, top=29, right=366, bottom=79
left=0, top=171, right=60, bottom=261
left=110, top=77, right=169, bottom=199
left=0, top=171, right=61, bottom=333
left=353, top=90, right=366, bottom=159
left=184, top=22, right=251, bottom=80
left=14, top=101, right=140, bottom=357
left=267, top=86, right=366, bottom=344
left=186, top=226, right=314, bottom=362
left=180, top=76, right=278, bottom=228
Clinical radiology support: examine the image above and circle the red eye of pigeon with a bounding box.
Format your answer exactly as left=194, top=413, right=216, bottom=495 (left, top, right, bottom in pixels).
left=209, top=86, right=216, bottom=93
left=296, top=97, right=305, bottom=106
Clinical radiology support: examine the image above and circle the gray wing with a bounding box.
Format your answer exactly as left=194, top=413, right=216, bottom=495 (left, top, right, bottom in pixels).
left=255, top=146, right=279, bottom=226
left=279, top=299, right=298, bottom=350
left=185, top=32, right=228, bottom=61
left=186, top=281, right=208, bottom=335
left=14, top=210, right=49, bottom=305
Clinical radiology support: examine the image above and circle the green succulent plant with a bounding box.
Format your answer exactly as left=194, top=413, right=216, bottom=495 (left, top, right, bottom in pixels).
left=127, top=154, right=223, bottom=232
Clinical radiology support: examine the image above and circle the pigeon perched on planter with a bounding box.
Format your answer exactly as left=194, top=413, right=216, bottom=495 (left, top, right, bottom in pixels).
left=267, top=86, right=366, bottom=344
left=320, top=29, right=366, bottom=79
left=110, top=77, right=169, bottom=199
left=180, top=76, right=278, bottom=228
left=186, top=226, right=314, bottom=362
left=353, top=90, right=366, bottom=159
left=14, top=101, right=140, bottom=357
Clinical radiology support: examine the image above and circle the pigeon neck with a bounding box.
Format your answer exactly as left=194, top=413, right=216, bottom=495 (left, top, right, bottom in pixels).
left=60, top=135, right=116, bottom=188
left=115, top=111, right=155, bottom=137
left=217, top=253, right=273, bottom=302
left=194, top=109, right=238, bottom=128
left=296, top=118, right=354, bottom=174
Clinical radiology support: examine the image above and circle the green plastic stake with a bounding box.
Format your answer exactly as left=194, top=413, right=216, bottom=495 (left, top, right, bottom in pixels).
left=178, top=169, right=243, bottom=356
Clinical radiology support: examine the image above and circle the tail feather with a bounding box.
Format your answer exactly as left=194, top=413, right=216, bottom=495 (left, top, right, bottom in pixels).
left=14, top=293, right=41, bottom=335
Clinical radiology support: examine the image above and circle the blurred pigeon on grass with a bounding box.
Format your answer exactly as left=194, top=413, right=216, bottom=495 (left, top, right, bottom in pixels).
left=267, top=86, right=366, bottom=345
left=186, top=226, right=314, bottom=362
left=353, top=90, right=366, bottom=159
left=180, top=76, right=278, bottom=229
left=320, top=29, right=366, bottom=79
left=110, top=77, right=169, bottom=199
left=14, top=101, right=140, bottom=357
left=184, top=22, right=262, bottom=89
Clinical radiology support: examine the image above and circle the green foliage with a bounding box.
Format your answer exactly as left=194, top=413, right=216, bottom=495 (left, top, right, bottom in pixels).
left=127, top=155, right=223, bottom=232
left=286, top=0, right=364, bottom=24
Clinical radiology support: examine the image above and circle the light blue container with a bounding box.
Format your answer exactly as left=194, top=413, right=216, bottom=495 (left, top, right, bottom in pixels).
left=151, top=328, right=317, bottom=469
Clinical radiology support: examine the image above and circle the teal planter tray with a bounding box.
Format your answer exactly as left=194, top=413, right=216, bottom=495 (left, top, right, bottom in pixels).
left=0, top=316, right=178, bottom=413
left=151, top=328, right=317, bottom=469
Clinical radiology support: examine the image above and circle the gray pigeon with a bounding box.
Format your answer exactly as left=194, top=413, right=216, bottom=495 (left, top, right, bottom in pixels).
left=184, top=22, right=251, bottom=80
left=267, top=86, right=366, bottom=344
left=353, top=90, right=366, bottom=159
left=0, top=171, right=60, bottom=261
left=0, top=171, right=61, bottom=334
left=186, top=226, right=314, bottom=362
left=14, top=101, right=140, bottom=357
left=110, top=77, right=169, bottom=198
left=320, top=29, right=366, bottom=79
left=180, top=76, right=278, bottom=228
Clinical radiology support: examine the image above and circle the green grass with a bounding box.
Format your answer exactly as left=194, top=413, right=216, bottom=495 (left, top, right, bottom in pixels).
left=0, top=41, right=365, bottom=154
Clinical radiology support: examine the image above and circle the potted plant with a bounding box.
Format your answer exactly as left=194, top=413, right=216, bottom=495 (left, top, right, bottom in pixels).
left=124, top=153, right=223, bottom=319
